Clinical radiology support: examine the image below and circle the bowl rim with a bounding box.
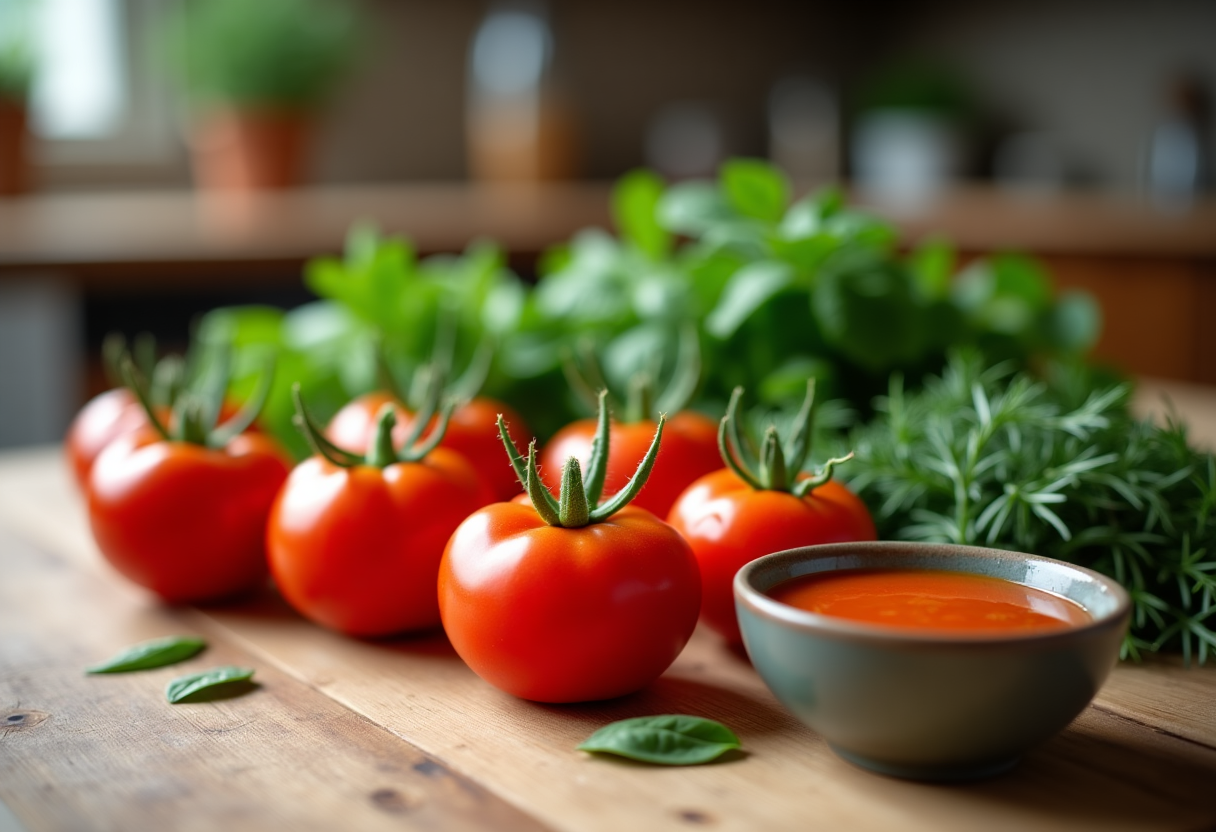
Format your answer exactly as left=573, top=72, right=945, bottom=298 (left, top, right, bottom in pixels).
left=734, top=541, right=1132, bottom=645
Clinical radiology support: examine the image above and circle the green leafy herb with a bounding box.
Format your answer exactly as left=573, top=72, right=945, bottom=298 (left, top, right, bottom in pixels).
left=166, top=666, right=255, bottom=704
left=86, top=636, right=207, bottom=674
left=845, top=352, right=1216, bottom=663
left=578, top=715, right=741, bottom=765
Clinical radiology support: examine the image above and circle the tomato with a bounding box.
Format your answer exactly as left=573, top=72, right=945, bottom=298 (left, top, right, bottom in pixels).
left=68, top=389, right=257, bottom=492
left=439, top=406, right=701, bottom=703
left=87, top=429, right=292, bottom=603
left=668, top=470, right=877, bottom=645
left=540, top=411, right=720, bottom=517
left=328, top=392, right=532, bottom=502
left=431, top=397, right=532, bottom=501
left=439, top=501, right=700, bottom=702
left=267, top=448, right=492, bottom=636
left=66, top=388, right=149, bottom=490
left=326, top=391, right=411, bottom=453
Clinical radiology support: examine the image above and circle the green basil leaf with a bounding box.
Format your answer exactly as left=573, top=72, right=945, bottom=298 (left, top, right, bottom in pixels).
left=166, top=666, right=255, bottom=704
left=705, top=260, right=795, bottom=339
left=613, top=168, right=671, bottom=260
left=721, top=158, right=789, bottom=223
left=86, top=636, right=206, bottom=674
left=578, top=715, right=741, bottom=765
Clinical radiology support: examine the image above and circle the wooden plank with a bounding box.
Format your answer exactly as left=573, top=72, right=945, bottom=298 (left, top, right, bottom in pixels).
left=0, top=524, right=547, bottom=832
left=197, top=598, right=1216, bottom=832
left=5, top=423, right=1216, bottom=832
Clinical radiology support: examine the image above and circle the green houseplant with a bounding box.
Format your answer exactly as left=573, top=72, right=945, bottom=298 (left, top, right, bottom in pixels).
left=0, top=3, right=35, bottom=195
left=162, top=0, right=362, bottom=191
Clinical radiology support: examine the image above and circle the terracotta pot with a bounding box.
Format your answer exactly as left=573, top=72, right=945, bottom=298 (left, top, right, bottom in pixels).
left=0, top=98, right=28, bottom=196
left=190, top=108, right=312, bottom=192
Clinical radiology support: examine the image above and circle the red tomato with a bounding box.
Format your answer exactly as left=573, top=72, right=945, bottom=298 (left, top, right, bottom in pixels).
left=326, top=391, right=411, bottom=454
left=68, top=391, right=257, bottom=492
left=266, top=449, right=492, bottom=637
left=66, top=388, right=149, bottom=490
left=439, top=502, right=701, bottom=703
left=328, top=393, right=532, bottom=502
left=667, top=469, right=877, bottom=644
left=87, top=429, right=292, bottom=604
left=540, top=412, right=720, bottom=517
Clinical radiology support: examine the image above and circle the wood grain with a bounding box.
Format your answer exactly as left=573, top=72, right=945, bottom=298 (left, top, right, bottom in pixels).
left=0, top=523, right=546, bottom=832
left=3, top=374, right=1216, bottom=832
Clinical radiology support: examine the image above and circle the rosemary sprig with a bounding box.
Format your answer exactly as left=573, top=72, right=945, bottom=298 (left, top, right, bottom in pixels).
left=845, top=353, right=1216, bottom=664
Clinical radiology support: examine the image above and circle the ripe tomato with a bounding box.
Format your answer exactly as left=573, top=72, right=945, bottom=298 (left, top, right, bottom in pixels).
left=439, top=501, right=701, bottom=702
left=667, top=469, right=877, bottom=644
left=68, top=389, right=257, bottom=492
left=267, top=447, right=492, bottom=637
left=328, top=392, right=532, bottom=502
left=326, top=391, right=412, bottom=453
left=87, top=429, right=292, bottom=604
left=66, top=388, right=149, bottom=490
left=540, top=411, right=720, bottom=517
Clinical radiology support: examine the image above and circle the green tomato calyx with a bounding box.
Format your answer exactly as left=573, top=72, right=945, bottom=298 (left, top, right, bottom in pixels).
left=291, top=369, right=454, bottom=470
left=499, top=390, right=666, bottom=528
left=561, top=325, right=700, bottom=424
left=118, top=337, right=274, bottom=449
left=718, top=379, right=853, bottom=497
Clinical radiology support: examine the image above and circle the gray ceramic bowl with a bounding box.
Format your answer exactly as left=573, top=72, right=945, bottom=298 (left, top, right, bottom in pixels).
left=734, top=541, right=1130, bottom=781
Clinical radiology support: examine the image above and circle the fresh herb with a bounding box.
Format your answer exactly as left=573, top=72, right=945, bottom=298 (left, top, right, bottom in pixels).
left=166, top=666, right=256, bottom=704
left=86, top=636, right=207, bottom=674
left=0, top=0, right=35, bottom=102
left=578, top=715, right=741, bottom=765
left=845, top=353, right=1216, bottom=663
left=161, top=0, right=363, bottom=108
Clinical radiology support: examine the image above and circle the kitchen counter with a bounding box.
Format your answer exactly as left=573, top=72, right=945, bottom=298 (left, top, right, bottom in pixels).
left=1, top=380, right=1214, bottom=831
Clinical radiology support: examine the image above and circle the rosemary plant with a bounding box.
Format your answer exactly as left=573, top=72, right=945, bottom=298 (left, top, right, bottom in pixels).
left=846, top=353, right=1216, bottom=664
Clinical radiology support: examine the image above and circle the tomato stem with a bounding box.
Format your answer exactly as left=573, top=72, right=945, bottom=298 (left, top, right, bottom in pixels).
left=119, top=356, right=170, bottom=442
left=524, top=441, right=562, bottom=525
left=505, top=392, right=666, bottom=527
left=587, top=414, right=665, bottom=521
left=717, top=379, right=853, bottom=494
left=292, top=384, right=365, bottom=468
left=367, top=405, right=399, bottom=468
left=561, top=329, right=700, bottom=424
left=558, top=457, right=590, bottom=526
left=582, top=390, right=611, bottom=507
left=209, top=351, right=275, bottom=447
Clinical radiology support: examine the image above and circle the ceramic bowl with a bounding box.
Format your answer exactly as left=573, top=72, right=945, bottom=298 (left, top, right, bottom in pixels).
left=734, top=541, right=1130, bottom=781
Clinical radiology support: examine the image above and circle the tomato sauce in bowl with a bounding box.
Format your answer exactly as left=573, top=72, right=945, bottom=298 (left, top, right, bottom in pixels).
left=768, top=568, right=1091, bottom=634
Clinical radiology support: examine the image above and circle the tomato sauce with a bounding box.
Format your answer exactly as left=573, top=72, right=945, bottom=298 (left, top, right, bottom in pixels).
left=768, top=569, right=1091, bottom=633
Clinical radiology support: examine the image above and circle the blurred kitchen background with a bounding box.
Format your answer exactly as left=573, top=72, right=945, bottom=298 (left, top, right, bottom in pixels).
left=0, top=0, right=1213, bottom=447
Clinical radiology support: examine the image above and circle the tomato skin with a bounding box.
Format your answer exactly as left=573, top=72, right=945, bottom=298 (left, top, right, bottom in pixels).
left=540, top=412, right=721, bottom=518
left=438, top=503, right=701, bottom=703
left=66, top=388, right=149, bottom=490
left=267, top=449, right=492, bottom=636
left=436, top=397, right=532, bottom=501
left=326, top=391, right=412, bottom=454
left=667, top=468, right=877, bottom=644
left=87, top=430, right=292, bottom=604
left=327, top=392, right=532, bottom=502
left=68, top=391, right=257, bottom=491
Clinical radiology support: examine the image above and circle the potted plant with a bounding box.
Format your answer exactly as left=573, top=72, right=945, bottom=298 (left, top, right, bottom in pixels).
left=162, top=0, right=362, bottom=192
left=0, top=10, right=34, bottom=196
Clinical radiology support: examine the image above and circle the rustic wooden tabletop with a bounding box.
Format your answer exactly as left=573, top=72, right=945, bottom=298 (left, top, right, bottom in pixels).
left=2, top=380, right=1215, bottom=832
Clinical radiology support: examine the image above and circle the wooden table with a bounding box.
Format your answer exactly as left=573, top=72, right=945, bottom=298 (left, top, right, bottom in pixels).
left=2, top=382, right=1215, bottom=832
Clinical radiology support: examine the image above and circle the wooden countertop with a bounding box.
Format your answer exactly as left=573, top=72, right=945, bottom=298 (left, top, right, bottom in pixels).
left=0, top=185, right=1212, bottom=285
left=1, top=380, right=1215, bottom=831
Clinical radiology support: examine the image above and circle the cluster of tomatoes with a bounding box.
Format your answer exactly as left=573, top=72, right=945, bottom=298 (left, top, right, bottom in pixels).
left=68, top=362, right=875, bottom=705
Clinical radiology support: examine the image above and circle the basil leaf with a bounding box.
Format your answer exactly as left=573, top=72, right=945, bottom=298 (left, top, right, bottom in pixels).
left=705, top=259, right=795, bottom=339
left=578, top=715, right=741, bottom=765
left=86, top=636, right=206, bottom=674
left=721, top=158, right=789, bottom=223
left=613, top=168, right=670, bottom=260
left=166, top=666, right=255, bottom=704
